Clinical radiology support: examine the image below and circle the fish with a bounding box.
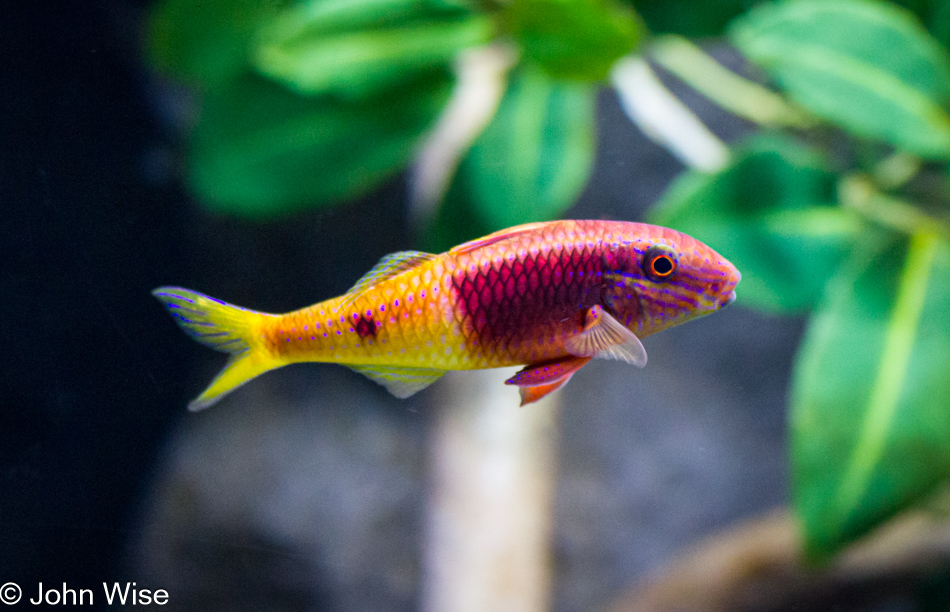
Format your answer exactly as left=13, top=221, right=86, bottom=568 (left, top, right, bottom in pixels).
left=153, top=220, right=740, bottom=410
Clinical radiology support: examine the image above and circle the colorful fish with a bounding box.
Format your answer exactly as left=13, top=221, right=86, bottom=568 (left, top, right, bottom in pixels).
left=154, top=220, right=740, bottom=410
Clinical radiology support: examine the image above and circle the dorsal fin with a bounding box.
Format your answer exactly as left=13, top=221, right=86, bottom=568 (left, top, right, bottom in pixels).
left=449, top=222, right=550, bottom=256
left=336, top=250, right=437, bottom=313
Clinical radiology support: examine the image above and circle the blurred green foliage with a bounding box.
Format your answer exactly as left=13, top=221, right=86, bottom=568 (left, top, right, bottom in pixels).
left=631, top=0, right=760, bottom=37
left=653, top=134, right=857, bottom=313
left=149, top=0, right=950, bottom=563
left=150, top=0, right=294, bottom=87
left=423, top=63, right=595, bottom=249
left=652, top=0, right=950, bottom=561
left=792, top=232, right=950, bottom=555
left=148, top=0, right=642, bottom=220
left=252, top=0, right=492, bottom=97
left=731, top=0, right=950, bottom=157
left=189, top=70, right=452, bottom=213
left=500, top=0, right=641, bottom=81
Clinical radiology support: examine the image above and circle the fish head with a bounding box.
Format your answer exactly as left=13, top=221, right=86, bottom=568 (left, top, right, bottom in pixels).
left=604, top=224, right=741, bottom=338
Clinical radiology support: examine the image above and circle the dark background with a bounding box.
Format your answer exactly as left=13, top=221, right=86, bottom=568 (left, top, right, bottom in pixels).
left=2, top=0, right=190, bottom=585
left=3, top=0, right=414, bottom=584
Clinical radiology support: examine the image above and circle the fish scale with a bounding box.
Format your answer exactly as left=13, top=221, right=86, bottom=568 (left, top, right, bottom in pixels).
left=450, top=235, right=605, bottom=366
left=154, top=220, right=741, bottom=409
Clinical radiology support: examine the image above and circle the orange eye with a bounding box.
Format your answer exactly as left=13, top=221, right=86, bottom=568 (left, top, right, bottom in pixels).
left=643, top=247, right=677, bottom=281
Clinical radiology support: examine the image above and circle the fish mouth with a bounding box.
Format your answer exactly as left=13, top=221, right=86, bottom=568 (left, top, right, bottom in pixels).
left=711, top=289, right=736, bottom=310
left=720, top=263, right=740, bottom=308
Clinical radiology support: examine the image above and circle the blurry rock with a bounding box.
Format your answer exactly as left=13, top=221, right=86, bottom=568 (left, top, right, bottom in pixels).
left=552, top=306, right=798, bottom=611
left=130, top=367, right=428, bottom=612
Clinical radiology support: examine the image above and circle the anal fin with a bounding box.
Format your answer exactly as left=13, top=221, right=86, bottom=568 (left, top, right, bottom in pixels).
left=348, top=364, right=445, bottom=398
left=505, top=356, right=591, bottom=406
left=517, top=379, right=571, bottom=406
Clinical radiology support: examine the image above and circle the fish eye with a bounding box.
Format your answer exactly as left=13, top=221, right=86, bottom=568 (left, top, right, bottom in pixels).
left=643, top=246, right=677, bottom=281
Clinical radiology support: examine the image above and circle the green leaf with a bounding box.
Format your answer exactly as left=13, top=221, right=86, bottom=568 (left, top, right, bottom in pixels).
left=502, top=0, right=643, bottom=81
left=649, top=35, right=812, bottom=128
left=792, top=231, right=950, bottom=559
left=630, top=0, right=760, bottom=37
left=651, top=133, right=861, bottom=313
left=468, top=68, right=596, bottom=225
left=148, top=0, right=293, bottom=86
left=424, top=67, right=596, bottom=250
left=730, top=0, right=950, bottom=158
left=891, top=0, right=950, bottom=46
left=188, top=70, right=453, bottom=216
left=422, top=168, right=495, bottom=253
left=929, top=1, right=950, bottom=46
left=254, top=0, right=493, bottom=98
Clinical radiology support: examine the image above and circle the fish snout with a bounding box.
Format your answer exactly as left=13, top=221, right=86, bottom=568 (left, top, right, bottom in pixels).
left=719, top=262, right=741, bottom=308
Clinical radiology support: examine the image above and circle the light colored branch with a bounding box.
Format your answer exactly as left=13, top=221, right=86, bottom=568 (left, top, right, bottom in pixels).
left=422, top=368, right=559, bottom=612
left=650, top=35, right=811, bottom=128
left=611, top=56, right=729, bottom=172
left=410, top=44, right=518, bottom=226
left=872, top=152, right=921, bottom=191
left=839, top=174, right=950, bottom=240
left=608, top=508, right=950, bottom=612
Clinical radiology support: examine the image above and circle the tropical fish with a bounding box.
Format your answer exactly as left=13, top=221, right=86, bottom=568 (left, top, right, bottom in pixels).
left=154, top=220, right=740, bottom=410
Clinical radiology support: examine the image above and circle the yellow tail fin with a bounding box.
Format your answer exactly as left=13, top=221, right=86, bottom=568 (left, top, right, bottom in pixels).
left=152, top=287, right=282, bottom=411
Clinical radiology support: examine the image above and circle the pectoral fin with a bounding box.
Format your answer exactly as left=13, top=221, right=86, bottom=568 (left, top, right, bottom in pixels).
left=564, top=305, right=647, bottom=367
left=505, top=356, right=592, bottom=406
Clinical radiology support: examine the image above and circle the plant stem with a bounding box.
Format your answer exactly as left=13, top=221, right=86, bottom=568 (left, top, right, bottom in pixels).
left=611, top=55, right=729, bottom=171
left=872, top=152, right=921, bottom=191
left=649, top=35, right=812, bottom=128
left=839, top=174, right=950, bottom=240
